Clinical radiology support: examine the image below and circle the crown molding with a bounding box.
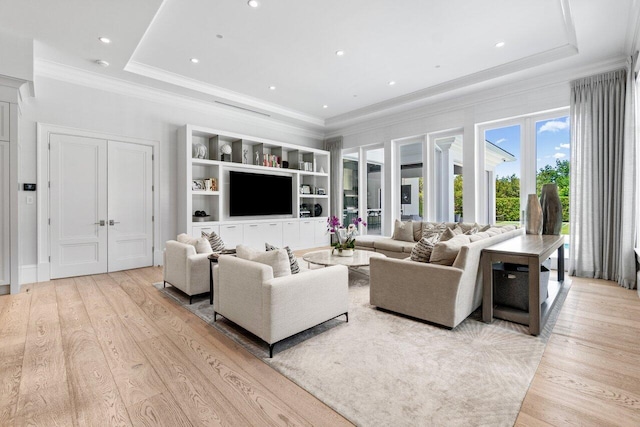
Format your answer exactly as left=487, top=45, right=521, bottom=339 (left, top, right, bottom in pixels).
left=326, top=56, right=627, bottom=139
left=325, top=43, right=579, bottom=128
left=124, top=60, right=325, bottom=127
left=34, top=58, right=325, bottom=140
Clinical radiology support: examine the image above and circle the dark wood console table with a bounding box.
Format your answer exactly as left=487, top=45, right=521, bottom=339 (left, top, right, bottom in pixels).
left=482, top=234, right=565, bottom=335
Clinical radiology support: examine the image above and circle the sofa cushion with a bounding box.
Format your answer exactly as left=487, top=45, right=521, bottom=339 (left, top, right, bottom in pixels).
left=354, top=235, right=384, bottom=248
left=176, top=233, right=213, bottom=254
left=440, top=225, right=463, bottom=242
left=391, top=220, right=415, bottom=242
left=422, top=222, right=448, bottom=240
left=410, top=235, right=439, bottom=263
left=202, top=230, right=226, bottom=252
left=265, top=242, right=300, bottom=274
left=468, top=231, right=491, bottom=242
left=459, top=222, right=483, bottom=234
left=413, top=221, right=424, bottom=241
left=430, top=234, right=471, bottom=266
left=236, top=244, right=291, bottom=278
left=374, top=238, right=415, bottom=253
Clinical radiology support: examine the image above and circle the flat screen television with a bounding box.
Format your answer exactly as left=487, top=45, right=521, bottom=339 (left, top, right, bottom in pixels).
left=229, top=171, right=293, bottom=216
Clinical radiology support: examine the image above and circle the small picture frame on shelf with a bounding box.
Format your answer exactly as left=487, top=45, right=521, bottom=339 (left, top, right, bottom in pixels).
left=316, top=187, right=326, bottom=195
left=192, top=179, right=205, bottom=191
left=300, top=184, right=311, bottom=194
left=210, top=177, right=217, bottom=191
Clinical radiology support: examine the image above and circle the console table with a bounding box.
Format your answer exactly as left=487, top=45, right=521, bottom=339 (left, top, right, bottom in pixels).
left=481, top=234, right=565, bottom=335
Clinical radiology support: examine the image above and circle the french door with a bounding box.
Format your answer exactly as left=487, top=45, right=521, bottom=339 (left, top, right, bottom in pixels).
left=49, top=134, right=153, bottom=279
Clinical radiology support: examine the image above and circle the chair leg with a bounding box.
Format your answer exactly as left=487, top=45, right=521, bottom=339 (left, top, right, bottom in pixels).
left=189, top=295, right=193, bottom=304
left=269, top=343, right=275, bottom=358
left=163, top=281, right=166, bottom=288
left=213, top=312, right=217, bottom=322
left=345, top=312, right=349, bottom=322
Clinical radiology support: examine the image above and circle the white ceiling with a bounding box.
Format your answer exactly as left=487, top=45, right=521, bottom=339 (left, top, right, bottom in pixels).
left=0, top=0, right=637, bottom=130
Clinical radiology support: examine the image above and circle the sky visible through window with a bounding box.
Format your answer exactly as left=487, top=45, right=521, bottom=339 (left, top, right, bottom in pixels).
left=484, top=117, right=570, bottom=178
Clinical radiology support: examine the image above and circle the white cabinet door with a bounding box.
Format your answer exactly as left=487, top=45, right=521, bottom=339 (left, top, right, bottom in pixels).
left=299, top=220, right=315, bottom=249
left=282, top=221, right=300, bottom=249
left=107, top=141, right=154, bottom=272
left=50, top=134, right=108, bottom=279
left=243, top=223, right=263, bottom=249
left=314, top=219, right=330, bottom=246
left=219, top=224, right=243, bottom=249
left=263, top=222, right=283, bottom=248
left=0, top=141, right=9, bottom=285
left=0, top=102, right=8, bottom=142
left=192, top=225, right=220, bottom=239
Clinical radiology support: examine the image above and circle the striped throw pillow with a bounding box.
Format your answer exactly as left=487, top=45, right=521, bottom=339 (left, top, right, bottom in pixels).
left=265, top=243, right=300, bottom=274
left=202, top=230, right=226, bottom=252
left=410, top=234, right=440, bottom=263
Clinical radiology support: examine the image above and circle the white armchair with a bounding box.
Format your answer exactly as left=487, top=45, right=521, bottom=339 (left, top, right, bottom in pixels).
left=213, top=255, right=349, bottom=357
left=163, top=240, right=210, bottom=303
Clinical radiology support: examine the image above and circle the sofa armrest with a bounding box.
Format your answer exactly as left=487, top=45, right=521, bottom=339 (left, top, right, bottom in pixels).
left=163, top=240, right=196, bottom=289
left=370, top=257, right=464, bottom=327
left=185, top=253, right=212, bottom=295
left=262, top=265, right=349, bottom=343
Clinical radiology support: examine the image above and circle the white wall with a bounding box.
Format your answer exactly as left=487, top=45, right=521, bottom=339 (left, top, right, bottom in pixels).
left=18, top=75, right=323, bottom=281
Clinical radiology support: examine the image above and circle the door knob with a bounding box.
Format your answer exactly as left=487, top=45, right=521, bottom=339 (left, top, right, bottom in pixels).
left=94, top=220, right=106, bottom=226
left=109, top=220, right=120, bottom=226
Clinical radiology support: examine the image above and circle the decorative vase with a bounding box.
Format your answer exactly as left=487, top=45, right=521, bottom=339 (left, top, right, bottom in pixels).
left=525, top=194, right=543, bottom=235
left=540, top=183, right=563, bottom=235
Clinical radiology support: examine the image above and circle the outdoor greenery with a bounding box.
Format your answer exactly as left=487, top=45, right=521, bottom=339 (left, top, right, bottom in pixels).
left=452, top=160, right=569, bottom=228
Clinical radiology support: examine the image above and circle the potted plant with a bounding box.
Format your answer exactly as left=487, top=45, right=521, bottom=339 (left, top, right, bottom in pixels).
left=327, top=216, right=366, bottom=256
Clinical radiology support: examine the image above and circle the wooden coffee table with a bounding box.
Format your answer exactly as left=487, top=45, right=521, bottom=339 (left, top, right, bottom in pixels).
left=302, top=249, right=386, bottom=268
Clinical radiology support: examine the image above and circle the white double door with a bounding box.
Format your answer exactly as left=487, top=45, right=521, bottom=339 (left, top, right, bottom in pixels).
left=50, top=134, right=154, bottom=279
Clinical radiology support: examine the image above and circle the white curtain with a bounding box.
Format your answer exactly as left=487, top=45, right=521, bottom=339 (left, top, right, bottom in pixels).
left=323, top=136, right=343, bottom=219
left=569, top=66, right=637, bottom=289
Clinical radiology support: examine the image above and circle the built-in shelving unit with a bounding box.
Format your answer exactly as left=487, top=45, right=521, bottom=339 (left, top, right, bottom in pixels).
left=178, top=124, right=331, bottom=249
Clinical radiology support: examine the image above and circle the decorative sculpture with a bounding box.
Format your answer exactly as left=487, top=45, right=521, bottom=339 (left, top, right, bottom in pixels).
left=525, top=194, right=543, bottom=235
left=540, top=183, right=563, bottom=235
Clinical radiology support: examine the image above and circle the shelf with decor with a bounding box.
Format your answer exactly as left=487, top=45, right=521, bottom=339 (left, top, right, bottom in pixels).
left=178, top=124, right=331, bottom=249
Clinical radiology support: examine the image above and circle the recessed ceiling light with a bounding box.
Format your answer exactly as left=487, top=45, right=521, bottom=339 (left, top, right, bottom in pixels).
left=269, top=85, right=276, bottom=90
left=323, top=105, right=328, bottom=109
left=495, top=41, right=505, bottom=48
left=95, top=59, right=109, bottom=67
left=388, top=81, right=396, bottom=86
left=335, top=50, right=345, bottom=56
left=216, top=34, right=223, bottom=39
left=248, top=0, right=259, bottom=7
left=190, top=58, right=199, bottom=63
left=435, top=65, right=441, bottom=69
left=98, top=37, right=111, bottom=44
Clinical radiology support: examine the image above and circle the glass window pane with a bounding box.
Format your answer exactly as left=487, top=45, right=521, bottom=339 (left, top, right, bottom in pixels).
left=343, top=153, right=359, bottom=226
left=485, top=125, right=520, bottom=225
left=366, top=148, right=384, bottom=235
left=400, top=143, right=423, bottom=221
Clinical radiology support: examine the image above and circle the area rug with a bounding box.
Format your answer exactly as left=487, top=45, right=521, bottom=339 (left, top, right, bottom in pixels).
left=155, top=270, right=569, bottom=426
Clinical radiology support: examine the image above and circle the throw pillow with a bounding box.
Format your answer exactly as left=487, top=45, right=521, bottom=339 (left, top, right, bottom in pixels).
left=412, top=221, right=424, bottom=241
left=468, top=231, right=491, bottom=242
left=202, top=230, right=226, bottom=252
left=265, top=242, right=300, bottom=274
left=236, top=244, right=291, bottom=278
left=422, top=222, right=448, bottom=240
left=478, top=224, right=491, bottom=232
left=439, top=225, right=463, bottom=242
left=410, top=234, right=439, bottom=263
left=430, top=234, right=471, bottom=266
left=392, top=220, right=415, bottom=242
left=458, top=222, right=479, bottom=234
left=176, top=233, right=212, bottom=254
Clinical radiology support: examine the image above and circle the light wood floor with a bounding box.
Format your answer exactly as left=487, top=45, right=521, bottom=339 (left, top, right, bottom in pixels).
left=1, top=268, right=639, bottom=426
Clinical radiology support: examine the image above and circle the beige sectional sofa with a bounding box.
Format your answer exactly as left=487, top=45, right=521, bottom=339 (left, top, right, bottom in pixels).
left=370, top=226, right=524, bottom=329
left=355, top=221, right=457, bottom=258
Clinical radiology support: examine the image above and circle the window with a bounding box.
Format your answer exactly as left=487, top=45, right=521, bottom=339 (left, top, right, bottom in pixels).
left=365, top=147, right=384, bottom=235
left=342, top=153, right=359, bottom=226
left=484, top=125, right=521, bottom=226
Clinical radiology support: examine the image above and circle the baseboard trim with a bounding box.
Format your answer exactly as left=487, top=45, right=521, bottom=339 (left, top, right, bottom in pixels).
left=37, top=262, right=51, bottom=283
left=0, top=284, right=9, bottom=295
left=20, top=264, right=38, bottom=285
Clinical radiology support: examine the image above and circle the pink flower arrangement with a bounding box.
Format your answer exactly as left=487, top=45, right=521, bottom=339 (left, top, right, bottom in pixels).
left=327, top=216, right=367, bottom=250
